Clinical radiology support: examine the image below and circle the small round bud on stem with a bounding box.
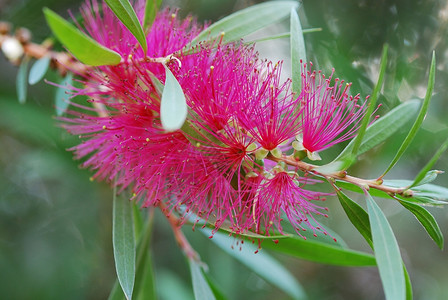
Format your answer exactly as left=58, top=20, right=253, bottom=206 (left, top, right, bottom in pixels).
left=1, top=37, right=24, bottom=63
left=0, top=21, right=11, bottom=35
left=15, top=27, right=32, bottom=44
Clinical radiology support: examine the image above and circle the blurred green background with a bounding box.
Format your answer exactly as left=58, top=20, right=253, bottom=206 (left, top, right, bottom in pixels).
left=1, top=0, right=447, bottom=299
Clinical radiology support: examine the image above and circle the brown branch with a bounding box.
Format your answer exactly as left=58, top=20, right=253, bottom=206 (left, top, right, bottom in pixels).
left=270, top=154, right=409, bottom=197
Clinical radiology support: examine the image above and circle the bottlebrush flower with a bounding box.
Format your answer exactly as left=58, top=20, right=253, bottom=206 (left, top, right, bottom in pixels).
left=294, top=62, right=377, bottom=160
left=60, top=0, right=331, bottom=239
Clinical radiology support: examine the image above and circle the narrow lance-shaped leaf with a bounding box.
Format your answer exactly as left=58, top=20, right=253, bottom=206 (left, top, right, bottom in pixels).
left=409, top=137, right=448, bottom=188
left=380, top=52, right=436, bottom=179
left=349, top=44, right=389, bottom=163
left=189, top=259, right=216, bottom=300
left=189, top=1, right=299, bottom=48
left=261, top=234, right=376, bottom=266
left=201, top=228, right=307, bottom=300
left=16, top=56, right=29, bottom=104
left=160, top=66, right=188, bottom=131
left=398, top=199, right=444, bottom=249
left=55, top=73, right=73, bottom=116
left=43, top=8, right=121, bottom=66
left=335, top=189, right=373, bottom=248
left=245, top=28, right=322, bottom=44
left=290, top=8, right=306, bottom=95
left=113, top=187, right=136, bottom=300
left=105, top=0, right=147, bottom=53
left=334, top=100, right=420, bottom=162
left=29, top=55, right=51, bottom=85
left=366, top=193, right=405, bottom=300
left=143, top=0, right=162, bottom=29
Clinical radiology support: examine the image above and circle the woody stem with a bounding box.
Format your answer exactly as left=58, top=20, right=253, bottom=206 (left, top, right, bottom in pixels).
left=271, top=154, right=408, bottom=196
left=158, top=202, right=200, bottom=261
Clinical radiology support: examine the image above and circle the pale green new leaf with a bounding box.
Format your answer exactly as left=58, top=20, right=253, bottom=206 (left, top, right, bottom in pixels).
left=201, top=228, right=307, bottom=300
left=113, top=188, right=136, bottom=300
left=143, top=0, right=162, bottom=29
left=189, top=259, right=216, bottom=300
left=55, top=73, right=73, bottom=116
left=409, top=137, right=448, bottom=188
left=366, top=193, right=405, bottom=300
left=105, top=0, right=148, bottom=53
left=399, top=200, right=444, bottom=249
left=189, top=1, right=299, bottom=47
left=43, top=8, right=121, bottom=66
left=16, top=57, right=29, bottom=104
left=290, top=8, right=306, bottom=95
left=160, top=66, right=188, bottom=131
left=380, top=52, right=436, bottom=178
left=29, top=55, right=51, bottom=85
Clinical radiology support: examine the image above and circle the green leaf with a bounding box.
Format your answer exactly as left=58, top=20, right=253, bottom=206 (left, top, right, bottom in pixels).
left=398, top=199, right=444, bottom=249
left=380, top=52, right=436, bottom=178
left=55, top=73, right=73, bottom=116
left=43, top=8, right=121, bottom=66
left=134, top=212, right=156, bottom=300
left=113, top=189, right=136, bottom=300
left=201, top=228, right=307, bottom=300
left=290, top=8, right=306, bottom=95
left=160, top=66, right=188, bottom=131
left=335, top=189, right=373, bottom=248
left=189, top=1, right=299, bottom=47
left=366, top=193, right=405, bottom=300
left=16, top=57, right=29, bottom=104
left=108, top=281, right=126, bottom=300
left=204, top=275, right=228, bottom=300
left=349, top=44, right=388, bottom=161
left=245, top=28, right=322, bottom=44
left=28, top=55, right=50, bottom=85
left=333, top=99, right=420, bottom=164
left=403, top=263, right=413, bottom=300
left=409, top=137, right=448, bottom=188
left=189, top=259, right=216, bottom=300
left=104, top=0, right=147, bottom=53
left=262, top=234, right=376, bottom=266
left=143, top=0, right=162, bottom=29
left=385, top=180, right=448, bottom=202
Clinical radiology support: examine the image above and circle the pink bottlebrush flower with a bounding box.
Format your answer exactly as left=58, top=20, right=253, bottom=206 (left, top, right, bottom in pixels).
left=296, top=62, right=377, bottom=159
left=61, top=0, right=332, bottom=239
left=228, top=169, right=329, bottom=237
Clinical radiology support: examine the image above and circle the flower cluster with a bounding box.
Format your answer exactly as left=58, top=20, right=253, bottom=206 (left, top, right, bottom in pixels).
left=62, top=0, right=373, bottom=238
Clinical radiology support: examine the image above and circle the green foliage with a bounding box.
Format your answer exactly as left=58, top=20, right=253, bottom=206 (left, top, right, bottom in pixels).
left=366, top=193, right=405, bottom=300
left=398, top=200, right=444, bottom=249
left=189, top=1, right=299, bottom=47
left=55, top=73, right=73, bottom=116
left=16, top=57, right=29, bottom=104
left=160, top=66, right=188, bottom=131
left=380, top=52, right=437, bottom=178
left=261, top=234, right=376, bottom=266
left=28, top=55, right=50, bottom=85
left=104, top=0, right=147, bottom=53
left=348, top=44, right=388, bottom=165
left=202, top=228, right=307, bottom=300
left=143, top=0, right=162, bottom=29
left=189, top=259, right=216, bottom=300
left=113, top=189, right=136, bottom=300
left=409, top=137, right=448, bottom=188
left=335, top=189, right=373, bottom=248
left=334, top=100, right=420, bottom=163
left=290, top=7, right=306, bottom=95
left=43, top=8, right=122, bottom=65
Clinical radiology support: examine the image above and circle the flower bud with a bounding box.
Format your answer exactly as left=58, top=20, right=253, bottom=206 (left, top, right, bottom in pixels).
left=1, top=37, right=24, bottom=63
